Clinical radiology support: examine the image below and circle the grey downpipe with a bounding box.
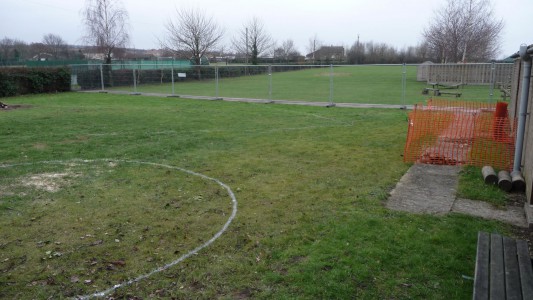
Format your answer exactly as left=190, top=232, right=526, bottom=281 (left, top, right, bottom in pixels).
left=513, top=45, right=532, bottom=173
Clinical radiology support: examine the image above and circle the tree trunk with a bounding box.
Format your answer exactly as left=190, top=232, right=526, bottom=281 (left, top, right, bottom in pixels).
left=104, top=54, right=113, bottom=87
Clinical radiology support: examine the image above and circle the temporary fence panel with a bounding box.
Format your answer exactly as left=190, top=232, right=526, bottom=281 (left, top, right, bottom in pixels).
left=403, top=99, right=516, bottom=170
left=419, top=63, right=514, bottom=86
left=70, top=63, right=515, bottom=106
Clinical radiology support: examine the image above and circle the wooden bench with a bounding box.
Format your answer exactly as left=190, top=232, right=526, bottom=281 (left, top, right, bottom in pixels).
left=473, top=232, right=533, bottom=299
left=422, top=87, right=437, bottom=95
left=428, top=82, right=463, bottom=89
left=435, top=90, right=462, bottom=97
left=423, top=83, right=463, bottom=97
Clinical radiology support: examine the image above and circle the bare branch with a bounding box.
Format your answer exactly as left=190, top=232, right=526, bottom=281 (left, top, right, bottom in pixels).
left=231, top=17, right=273, bottom=64
left=82, top=0, right=130, bottom=63
left=42, top=34, right=68, bottom=59
left=422, top=0, right=503, bottom=62
left=162, top=7, right=224, bottom=65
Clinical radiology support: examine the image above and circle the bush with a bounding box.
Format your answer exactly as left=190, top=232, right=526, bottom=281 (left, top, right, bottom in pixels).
left=0, top=67, right=71, bottom=97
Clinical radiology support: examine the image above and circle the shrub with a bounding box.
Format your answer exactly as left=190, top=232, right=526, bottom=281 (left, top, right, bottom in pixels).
left=0, top=67, right=71, bottom=97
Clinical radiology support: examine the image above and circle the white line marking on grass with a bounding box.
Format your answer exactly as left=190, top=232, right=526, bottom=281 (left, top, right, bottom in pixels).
left=0, top=159, right=238, bottom=299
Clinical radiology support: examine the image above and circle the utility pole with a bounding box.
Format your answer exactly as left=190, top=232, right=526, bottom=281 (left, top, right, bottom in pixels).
left=245, top=27, right=249, bottom=75
left=245, top=27, right=249, bottom=65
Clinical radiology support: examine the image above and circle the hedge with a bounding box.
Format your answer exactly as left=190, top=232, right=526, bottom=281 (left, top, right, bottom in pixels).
left=0, top=67, right=71, bottom=97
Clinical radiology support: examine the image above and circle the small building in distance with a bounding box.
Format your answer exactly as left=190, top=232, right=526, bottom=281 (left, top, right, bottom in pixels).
left=306, top=46, right=345, bottom=64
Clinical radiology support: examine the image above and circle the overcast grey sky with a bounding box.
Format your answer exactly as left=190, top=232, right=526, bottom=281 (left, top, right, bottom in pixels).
left=1, top=0, right=531, bottom=59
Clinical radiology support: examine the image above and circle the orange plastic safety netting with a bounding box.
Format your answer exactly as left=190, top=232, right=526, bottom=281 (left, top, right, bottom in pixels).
left=403, top=99, right=516, bottom=170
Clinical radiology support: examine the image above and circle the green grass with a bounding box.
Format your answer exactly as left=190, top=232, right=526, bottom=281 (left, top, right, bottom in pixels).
left=458, top=166, right=508, bottom=207
left=0, top=92, right=510, bottom=299
left=110, top=65, right=497, bottom=105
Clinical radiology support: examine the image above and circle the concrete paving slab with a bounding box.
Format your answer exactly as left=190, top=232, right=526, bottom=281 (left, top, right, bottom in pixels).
left=387, top=163, right=528, bottom=228
left=386, top=164, right=460, bottom=215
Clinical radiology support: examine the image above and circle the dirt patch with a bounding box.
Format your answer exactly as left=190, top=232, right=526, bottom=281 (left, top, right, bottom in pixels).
left=32, top=143, right=48, bottom=150
left=20, top=172, right=79, bottom=193
left=0, top=102, right=32, bottom=111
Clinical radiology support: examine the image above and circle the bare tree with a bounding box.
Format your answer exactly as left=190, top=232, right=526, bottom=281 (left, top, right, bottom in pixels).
left=0, top=37, right=28, bottom=62
left=274, top=39, right=300, bottom=62
left=42, top=34, right=68, bottom=59
left=162, top=7, right=224, bottom=66
left=306, top=34, right=322, bottom=63
left=422, top=0, right=503, bottom=63
left=232, top=17, right=273, bottom=65
left=82, top=0, right=130, bottom=64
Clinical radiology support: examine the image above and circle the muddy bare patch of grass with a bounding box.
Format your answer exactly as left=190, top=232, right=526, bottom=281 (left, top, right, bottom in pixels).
left=0, top=160, right=232, bottom=299
left=0, top=102, right=32, bottom=111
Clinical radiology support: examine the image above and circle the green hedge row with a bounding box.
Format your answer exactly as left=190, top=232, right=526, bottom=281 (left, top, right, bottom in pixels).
left=0, top=67, right=71, bottom=97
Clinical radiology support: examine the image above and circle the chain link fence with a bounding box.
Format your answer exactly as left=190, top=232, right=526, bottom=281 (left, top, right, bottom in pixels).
left=70, top=63, right=514, bottom=106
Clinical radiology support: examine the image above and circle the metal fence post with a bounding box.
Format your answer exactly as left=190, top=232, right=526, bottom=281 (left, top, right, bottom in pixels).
left=489, top=61, right=496, bottom=103
left=168, top=61, right=179, bottom=98
left=214, top=66, right=222, bottom=100
left=99, top=64, right=106, bottom=92
left=327, top=64, right=335, bottom=107
left=401, top=63, right=407, bottom=109
left=171, top=66, right=175, bottom=95
left=131, top=68, right=140, bottom=95
left=268, top=64, right=273, bottom=103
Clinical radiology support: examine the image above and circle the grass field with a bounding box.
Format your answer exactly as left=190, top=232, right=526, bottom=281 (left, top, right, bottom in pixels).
left=0, top=92, right=510, bottom=299
left=106, top=65, right=498, bottom=105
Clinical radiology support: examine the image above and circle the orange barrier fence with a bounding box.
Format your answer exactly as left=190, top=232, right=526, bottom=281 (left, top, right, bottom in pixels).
left=403, top=99, right=516, bottom=170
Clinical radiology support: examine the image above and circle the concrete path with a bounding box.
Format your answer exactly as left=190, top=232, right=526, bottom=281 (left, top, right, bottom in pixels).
left=80, top=90, right=413, bottom=110
left=386, top=164, right=528, bottom=228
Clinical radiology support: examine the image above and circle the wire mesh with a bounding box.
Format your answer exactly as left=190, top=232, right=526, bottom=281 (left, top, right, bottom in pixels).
left=69, top=63, right=514, bottom=105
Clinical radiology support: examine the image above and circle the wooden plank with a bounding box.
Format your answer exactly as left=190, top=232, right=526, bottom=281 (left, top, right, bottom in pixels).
left=474, top=232, right=490, bottom=300
left=516, top=240, right=533, bottom=299
left=490, top=233, right=505, bottom=299
left=503, top=237, right=521, bottom=300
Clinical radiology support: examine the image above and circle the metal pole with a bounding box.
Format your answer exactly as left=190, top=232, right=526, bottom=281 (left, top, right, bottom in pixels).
left=513, top=45, right=532, bottom=173
left=131, top=68, right=140, bottom=95
left=171, top=66, right=175, bottom=95
left=327, top=64, right=335, bottom=107
left=168, top=59, right=179, bottom=97
left=268, top=64, right=273, bottom=103
left=245, top=27, right=249, bottom=76
left=489, top=61, right=495, bottom=103
left=99, top=64, right=105, bottom=92
left=401, top=63, right=407, bottom=109
left=214, top=66, right=222, bottom=100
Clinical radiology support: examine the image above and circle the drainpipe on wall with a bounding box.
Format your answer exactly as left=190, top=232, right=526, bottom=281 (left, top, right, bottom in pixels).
left=513, top=45, right=532, bottom=175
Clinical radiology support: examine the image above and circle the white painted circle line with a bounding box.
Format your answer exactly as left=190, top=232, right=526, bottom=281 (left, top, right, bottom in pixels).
left=0, top=159, right=238, bottom=299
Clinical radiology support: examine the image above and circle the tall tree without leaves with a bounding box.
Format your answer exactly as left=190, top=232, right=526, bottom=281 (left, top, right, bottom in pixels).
left=42, top=34, right=68, bottom=59
left=423, top=0, right=503, bottom=63
left=163, top=7, right=224, bottom=66
left=274, top=39, right=300, bottom=62
left=82, top=0, right=130, bottom=64
left=232, top=17, right=273, bottom=65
